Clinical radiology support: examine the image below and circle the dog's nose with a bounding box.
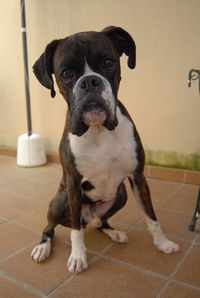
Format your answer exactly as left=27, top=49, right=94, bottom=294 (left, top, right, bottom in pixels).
left=79, top=75, right=103, bottom=92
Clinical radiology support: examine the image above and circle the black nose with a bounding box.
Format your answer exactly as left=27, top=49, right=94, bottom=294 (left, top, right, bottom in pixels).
left=79, top=75, right=103, bottom=92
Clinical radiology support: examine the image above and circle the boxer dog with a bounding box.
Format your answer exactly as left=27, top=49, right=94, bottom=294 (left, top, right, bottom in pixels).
left=31, top=26, right=180, bottom=274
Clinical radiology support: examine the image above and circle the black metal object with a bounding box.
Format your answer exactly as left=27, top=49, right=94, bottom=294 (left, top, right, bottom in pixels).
left=187, top=68, right=200, bottom=231
left=188, top=187, right=200, bottom=231
left=188, top=69, right=200, bottom=95
left=20, top=0, right=32, bottom=136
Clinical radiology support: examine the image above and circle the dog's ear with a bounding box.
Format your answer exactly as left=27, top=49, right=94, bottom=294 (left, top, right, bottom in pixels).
left=33, top=40, right=60, bottom=98
left=102, top=26, right=136, bottom=69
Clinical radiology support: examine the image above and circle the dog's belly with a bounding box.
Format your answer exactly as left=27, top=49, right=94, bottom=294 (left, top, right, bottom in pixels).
left=69, top=107, right=138, bottom=202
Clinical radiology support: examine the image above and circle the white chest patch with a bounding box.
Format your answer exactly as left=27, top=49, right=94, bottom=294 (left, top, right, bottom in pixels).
left=69, top=107, right=138, bottom=201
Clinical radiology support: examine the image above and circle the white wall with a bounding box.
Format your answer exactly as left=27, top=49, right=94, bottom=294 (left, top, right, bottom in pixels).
left=0, top=0, right=200, bottom=169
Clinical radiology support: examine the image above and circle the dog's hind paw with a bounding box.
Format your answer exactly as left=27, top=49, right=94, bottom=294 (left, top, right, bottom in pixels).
left=102, top=229, right=128, bottom=243
left=31, top=238, right=51, bottom=262
left=155, top=238, right=180, bottom=254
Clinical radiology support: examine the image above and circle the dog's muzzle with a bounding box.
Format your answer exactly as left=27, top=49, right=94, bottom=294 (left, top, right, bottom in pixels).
left=82, top=102, right=107, bottom=126
left=70, top=75, right=118, bottom=136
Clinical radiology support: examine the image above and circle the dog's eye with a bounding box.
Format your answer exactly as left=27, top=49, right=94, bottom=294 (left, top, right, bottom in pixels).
left=103, top=59, right=115, bottom=71
left=61, top=70, right=74, bottom=81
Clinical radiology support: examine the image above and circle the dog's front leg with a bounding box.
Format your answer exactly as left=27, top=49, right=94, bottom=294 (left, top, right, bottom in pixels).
left=66, top=174, right=88, bottom=274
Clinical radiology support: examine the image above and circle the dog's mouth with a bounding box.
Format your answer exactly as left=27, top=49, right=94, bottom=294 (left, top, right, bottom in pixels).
left=70, top=95, right=118, bottom=136
left=82, top=103, right=107, bottom=126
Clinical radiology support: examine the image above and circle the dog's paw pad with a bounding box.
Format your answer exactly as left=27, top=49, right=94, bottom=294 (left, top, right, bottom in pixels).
left=103, top=229, right=128, bottom=243
left=31, top=241, right=51, bottom=263
left=155, top=239, right=180, bottom=254
left=67, top=254, right=88, bottom=274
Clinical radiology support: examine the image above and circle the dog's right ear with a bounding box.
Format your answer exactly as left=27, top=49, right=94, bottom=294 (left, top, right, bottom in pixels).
left=33, top=40, right=60, bottom=98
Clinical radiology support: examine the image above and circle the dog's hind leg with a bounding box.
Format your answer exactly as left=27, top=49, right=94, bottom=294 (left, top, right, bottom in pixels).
left=100, top=182, right=129, bottom=243
left=131, top=174, right=180, bottom=254
left=31, top=181, right=70, bottom=263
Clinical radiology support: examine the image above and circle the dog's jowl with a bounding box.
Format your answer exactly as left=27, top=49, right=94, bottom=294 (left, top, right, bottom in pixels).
left=31, top=26, right=180, bottom=274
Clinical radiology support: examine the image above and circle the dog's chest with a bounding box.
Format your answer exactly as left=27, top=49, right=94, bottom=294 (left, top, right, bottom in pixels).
left=69, top=108, right=138, bottom=201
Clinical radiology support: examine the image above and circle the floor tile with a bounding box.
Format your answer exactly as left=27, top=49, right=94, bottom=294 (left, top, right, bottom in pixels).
left=0, top=155, right=199, bottom=297
left=84, top=227, right=113, bottom=252
left=0, top=189, right=45, bottom=220
left=0, top=241, right=95, bottom=294
left=0, top=275, right=38, bottom=298
left=155, top=208, right=197, bottom=242
left=13, top=212, right=48, bottom=233
left=0, top=216, right=6, bottom=224
left=147, top=179, right=181, bottom=193
left=160, top=184, right=199, bottom=217
left=161, top=281, right=200, bottom=298
left=50, top=258, right=165, bottom=298
left=196, top=234, right=200, bottom=244
left=0, top=222, right=38, bottom=261
left=105, top=226, right=188, bottom=276
left=175, top=244, right=200, bottom=288
left=0, top=155, right=61, bottom=183
left=0, top=173, right=58, bottom=203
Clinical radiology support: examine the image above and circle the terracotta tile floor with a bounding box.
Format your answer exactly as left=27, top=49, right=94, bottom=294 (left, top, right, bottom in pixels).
left=0, top=155, right=199, bottom=298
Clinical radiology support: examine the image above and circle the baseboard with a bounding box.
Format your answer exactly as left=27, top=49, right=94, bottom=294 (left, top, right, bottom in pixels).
left=0, top=146, right=16, bottom=157
left=144, top=165, right=200, bottom=184
left=46, top=153, right=60, bottom=163
left=0, top=146, right=199, bottom=184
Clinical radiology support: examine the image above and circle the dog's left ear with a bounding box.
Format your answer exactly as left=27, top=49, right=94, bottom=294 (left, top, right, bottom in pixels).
left=102, top=26, right=136, bottom=69
left=33, top=39, right=60, bottom=98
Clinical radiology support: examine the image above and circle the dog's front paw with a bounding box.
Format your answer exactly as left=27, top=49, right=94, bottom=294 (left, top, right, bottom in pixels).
left=155, top=238, right=180, bottom=254
left=31, top=239, right=51, bottom=262
left=67, top=252, right=88, bottom=274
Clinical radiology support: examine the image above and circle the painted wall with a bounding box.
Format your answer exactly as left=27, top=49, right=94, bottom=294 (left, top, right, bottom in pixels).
left=0, top=0, right=200, bottom=169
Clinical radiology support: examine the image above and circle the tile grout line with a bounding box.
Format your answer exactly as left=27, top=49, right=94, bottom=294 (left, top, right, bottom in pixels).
left=112, top=255, right=200, bottom=293
left=155, top=234, right=199, bottom=298
left=87, top=242, right=168, bottom=282
left=170, top=278, right=200, bottom=292
left=0, top=269, right=47, bottom=298
left=100, top=253, right=168, bottom=281
left=6, top=218, right=42, bottom=235
left=47, top=275, right=75, bottom=297
left=47, top=241, right=115, bottom=296
left=156, top=182, right=185, bottom=208
left=169, top=234, right=199, bottom=277
left=0, top=240, right=40, bottom=264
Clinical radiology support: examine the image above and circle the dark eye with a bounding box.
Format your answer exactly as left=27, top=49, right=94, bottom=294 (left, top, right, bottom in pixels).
left=61, top=70, right=74, bottom=81
left=103, top=59, right=115, bottom=71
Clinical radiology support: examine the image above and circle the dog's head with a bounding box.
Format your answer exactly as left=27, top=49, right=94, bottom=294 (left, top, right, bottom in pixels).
left=33, top=26, right=136, bottom=136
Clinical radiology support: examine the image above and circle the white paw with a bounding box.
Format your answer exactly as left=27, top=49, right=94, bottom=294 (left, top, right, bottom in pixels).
left=103, top=229, right=128, bottom=243
left=88, top=217, right=102, bottom=228
left=67, top=251, right=88, bottom=274
left=68, top=229, right=88, bottom=274
left=31, top=239, right=51, bottom=262
left=155, top=238, right=180, bottom=254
